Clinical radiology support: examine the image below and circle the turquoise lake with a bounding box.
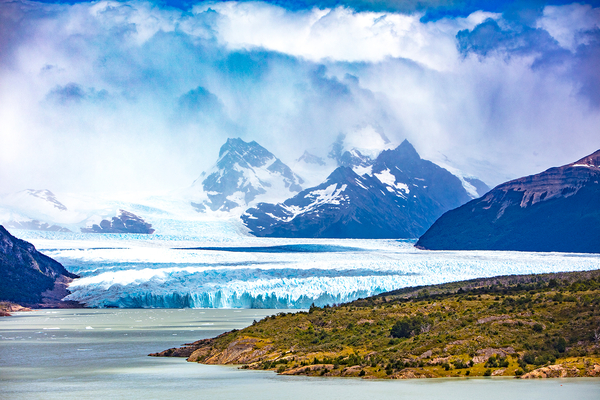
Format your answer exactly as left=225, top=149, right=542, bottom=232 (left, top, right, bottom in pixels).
left=1, top=309, right=599, bottom=399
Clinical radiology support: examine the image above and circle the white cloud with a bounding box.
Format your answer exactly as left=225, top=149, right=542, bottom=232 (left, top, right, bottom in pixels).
left=538, top=4, right=600, bottom=51
left=192, top=2, right=497, bottom=71
left=0, top=1, right=599, bottom=195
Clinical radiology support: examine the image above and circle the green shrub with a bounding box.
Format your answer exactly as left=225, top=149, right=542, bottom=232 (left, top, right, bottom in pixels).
left=555, top=337, right=567, bottom=353
left=390, top=315, right=432, bottom=338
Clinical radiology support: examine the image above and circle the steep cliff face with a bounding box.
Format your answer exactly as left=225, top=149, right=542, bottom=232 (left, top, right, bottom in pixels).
left=416, top=149, right=600, bottom=253
left=0, top=225, right=78, bottom=306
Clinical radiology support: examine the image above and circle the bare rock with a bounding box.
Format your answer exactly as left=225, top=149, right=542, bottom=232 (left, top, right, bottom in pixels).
left=521, top=364, right=580, bottom=379
left=472, top=347, right=515, bottom=364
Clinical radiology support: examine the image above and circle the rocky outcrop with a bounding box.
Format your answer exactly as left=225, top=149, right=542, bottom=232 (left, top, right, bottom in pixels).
left=471, top=347, right=515, bottom=364
left=281, top=364, right=334, bottom=375
left=81, top=210, right=154, bottom=234
left=297, top=151, right=325, bottom=166
left=0, top=225, right=79, bottom=306
left=150, top=334, right=275, bottom=366
left=192, top=337, right=274, bottom=364
left=417, top=149, right=600, bottom=253
left=0, top=302, right=31, bottom=316
left=390, top=369, right=435, bottom=379
left=520, top=362, right=600, bottom=378
left=521, top=364, right=580, bottom=379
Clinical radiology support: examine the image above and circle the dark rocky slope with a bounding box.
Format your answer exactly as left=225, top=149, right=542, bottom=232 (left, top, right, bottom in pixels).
left=0, top=225, right=79, bottom=306
left=416, top=149, right=600, bottom=253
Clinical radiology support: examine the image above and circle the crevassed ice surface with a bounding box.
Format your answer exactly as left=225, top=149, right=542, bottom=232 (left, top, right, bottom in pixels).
left=15, top=227, right=600, bottom=309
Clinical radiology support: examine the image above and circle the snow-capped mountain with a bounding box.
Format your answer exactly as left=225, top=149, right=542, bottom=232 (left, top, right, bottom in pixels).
left=190, top=138, right=304, bottom=214
left=242, top=140, right=474, bottom=238
left=417, top=148, right=600, bottom=253
left=0, top=189, right=77, bottom=232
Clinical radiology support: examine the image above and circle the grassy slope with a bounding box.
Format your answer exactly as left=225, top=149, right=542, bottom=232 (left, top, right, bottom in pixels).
left=157, top=270, right=600, bottom=379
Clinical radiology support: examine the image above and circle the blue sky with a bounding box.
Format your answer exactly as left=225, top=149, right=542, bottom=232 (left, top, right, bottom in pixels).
left=1, top=0, right=599, bottom=193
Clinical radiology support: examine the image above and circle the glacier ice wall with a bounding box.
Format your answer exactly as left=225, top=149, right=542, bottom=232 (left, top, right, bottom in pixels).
left=23, top=232, right=600, bottom=309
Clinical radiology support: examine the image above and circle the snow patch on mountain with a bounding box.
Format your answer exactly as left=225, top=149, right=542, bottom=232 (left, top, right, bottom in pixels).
left=374, top=169, right=410, bottom=195
left=0, top=189, right=86, bottom=231
left=424, top=160, right=490, bottom=198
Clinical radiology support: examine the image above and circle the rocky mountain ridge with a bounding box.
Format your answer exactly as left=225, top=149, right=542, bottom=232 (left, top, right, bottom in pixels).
left=242, top=140, right=478, bottom=238
left=416, top=149, right=600, bottom=253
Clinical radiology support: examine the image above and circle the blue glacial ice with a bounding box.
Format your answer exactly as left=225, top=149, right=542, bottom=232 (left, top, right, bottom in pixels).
left=15, top=229, right=600, bottom=309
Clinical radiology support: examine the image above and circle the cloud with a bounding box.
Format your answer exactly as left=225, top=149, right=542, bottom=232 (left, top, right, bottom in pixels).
left=572, top=28, right=600, bottom=107
left=189, top=2, right=496, bottom=70
left=177, top=86, right=224, bottom=116
left=457, top=10, right=600, bottom=108
left=537, top=3, right=600, bottom=51
left=456, top=18, right=562, bottom=57
left=0, top=1, right=599, bottom=195
left=46, top=83, right=110, bottom=104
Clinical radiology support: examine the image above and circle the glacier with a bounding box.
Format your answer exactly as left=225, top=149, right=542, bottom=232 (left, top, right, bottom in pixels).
left=13, top=228, right=600, bottom=309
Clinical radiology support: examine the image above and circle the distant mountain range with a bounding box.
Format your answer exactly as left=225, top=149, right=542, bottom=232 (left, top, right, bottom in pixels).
left=1, top=137, right=490, bottom=239
left=242, top=140, right=485, bottom=238
left=417, top=149, right=600, bottom=253
left=0, top=225, right=78, bottom=306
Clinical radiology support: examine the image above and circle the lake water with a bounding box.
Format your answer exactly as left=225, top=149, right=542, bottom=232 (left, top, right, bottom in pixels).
left=1, top=309, right=599, bottom=400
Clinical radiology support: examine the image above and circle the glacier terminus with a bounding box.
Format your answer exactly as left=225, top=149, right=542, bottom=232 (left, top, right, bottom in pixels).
left=15, top=229, right=600, bottom=309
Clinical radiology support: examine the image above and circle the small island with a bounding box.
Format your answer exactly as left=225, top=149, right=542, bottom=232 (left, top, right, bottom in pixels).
left=152, top=270, right=600, bottom=379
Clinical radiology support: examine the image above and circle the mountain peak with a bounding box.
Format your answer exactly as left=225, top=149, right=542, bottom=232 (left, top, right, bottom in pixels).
left=23, top=189, right=67, bottom=211
left=192, top=138, right=304, bottom=213
left=395, top=140, right=420, bottom=160
left=325, top=166, right=358, bottom=182
left=218, top=138, right=273, bottom=167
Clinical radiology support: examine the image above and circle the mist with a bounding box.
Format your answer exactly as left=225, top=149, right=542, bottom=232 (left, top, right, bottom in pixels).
left=1, top=0, right=599, bottom=194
